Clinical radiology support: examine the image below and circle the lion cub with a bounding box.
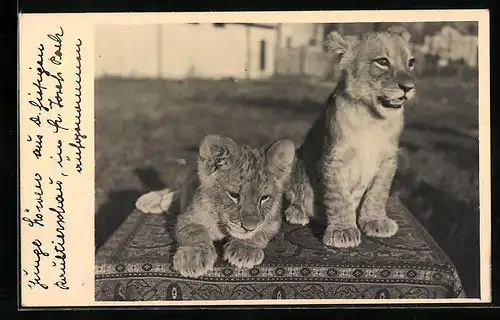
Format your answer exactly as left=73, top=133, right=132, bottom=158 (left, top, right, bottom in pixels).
left=173, top=135, right=295, bottom=278
left=285, top=26, right=417, bottom=248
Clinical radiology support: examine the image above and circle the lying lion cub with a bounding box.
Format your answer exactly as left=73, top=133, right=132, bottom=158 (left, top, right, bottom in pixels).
left=285, top=26, right=417, bottom=248
left=138, top=135, right=295, bottom=278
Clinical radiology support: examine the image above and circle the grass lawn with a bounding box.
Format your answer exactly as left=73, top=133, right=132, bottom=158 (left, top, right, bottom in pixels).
left=94, top=76, right=480, bottom=297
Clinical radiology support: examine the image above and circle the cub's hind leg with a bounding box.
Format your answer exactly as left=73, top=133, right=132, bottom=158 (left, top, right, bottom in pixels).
left=284, top=161, right=314, bottom=226
left=358, top=154, right=399, bottom=238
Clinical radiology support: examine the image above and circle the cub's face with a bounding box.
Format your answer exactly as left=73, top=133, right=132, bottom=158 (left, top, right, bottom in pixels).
left=197, top=135, right=295, bottom=239
left=215, top=154, right=284, bottom=239
left=326, top=26, right=417, bottom=114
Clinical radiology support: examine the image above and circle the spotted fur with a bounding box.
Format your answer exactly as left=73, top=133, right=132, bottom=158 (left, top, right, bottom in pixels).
left=284, top=26, right=417, bottom=248
left=173, top=135, right=295, bottom=278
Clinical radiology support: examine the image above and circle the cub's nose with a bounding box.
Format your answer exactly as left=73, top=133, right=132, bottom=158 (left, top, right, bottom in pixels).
left=240, top=215, right=261, bottom=232
left=398, top=82, right=415, bottom=93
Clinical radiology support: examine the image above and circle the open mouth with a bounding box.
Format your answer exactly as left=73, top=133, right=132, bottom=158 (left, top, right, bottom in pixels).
left=378, top=96, right=405, bottom=109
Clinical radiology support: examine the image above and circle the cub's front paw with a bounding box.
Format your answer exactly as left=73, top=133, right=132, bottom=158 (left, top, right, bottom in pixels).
left=173, top=243, right=217, bottom=278
left=360, top=218, right=398, bottom=238
left=223, top=241, right=264, bottom=269
left=323, top=226, right=361, bottom=248
left=285, top=205, right=310, bottom=226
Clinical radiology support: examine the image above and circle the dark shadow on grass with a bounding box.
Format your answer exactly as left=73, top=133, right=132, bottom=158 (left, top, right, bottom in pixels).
left=135, top=167, right=168, bottom=190
left=432, top=140, right=479, bottom=170
left=392, top=171, right=480, bottom=298
left=95, top=167, right=168, bottom=251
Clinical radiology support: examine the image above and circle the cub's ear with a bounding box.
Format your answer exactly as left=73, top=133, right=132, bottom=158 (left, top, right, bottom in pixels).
left=266, top=139, right=295, bottom=182
left=198, top=134, right=239, bottom=174
left=324, top=31, right=350, bottom=62
left=387, top=25, right=411, bottom=42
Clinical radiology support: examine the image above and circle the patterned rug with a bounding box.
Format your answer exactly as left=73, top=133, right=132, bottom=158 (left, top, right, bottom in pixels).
left=95, top=196, right=465, bottom=301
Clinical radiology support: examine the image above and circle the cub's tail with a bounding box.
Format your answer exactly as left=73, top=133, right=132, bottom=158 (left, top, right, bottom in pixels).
left=135, top=159, right=196, bottom=215
left=135, top=188, right=180, bottom=214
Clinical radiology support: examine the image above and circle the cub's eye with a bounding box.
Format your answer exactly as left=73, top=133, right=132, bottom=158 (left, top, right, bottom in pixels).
left=374, top=58, right=390, bottom=69
left=260, top=195, right=271, bottom=204
left=408, top=58, right=416, bottom=70
left=226, top=191, right=240, bottom=203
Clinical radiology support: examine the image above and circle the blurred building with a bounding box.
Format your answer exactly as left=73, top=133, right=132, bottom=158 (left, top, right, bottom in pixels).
left=95, top=22, right=478, bottom=81
left=278, top=23, right=324, bottom=49
left=274, top=23, right=332, bottom=79
left=420, top=25, right=478, bottom=68
left=95, top=23, right=279, bottom=80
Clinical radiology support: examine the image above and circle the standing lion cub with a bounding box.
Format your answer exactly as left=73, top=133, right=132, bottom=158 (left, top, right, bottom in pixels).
left=285, top=26, right=417, bottom=248
left=169, top=135, right=295, bottom=278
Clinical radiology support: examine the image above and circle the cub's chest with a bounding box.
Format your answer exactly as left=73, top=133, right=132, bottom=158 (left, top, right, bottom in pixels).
left=348, top=127, right=395, bottom=159
left=336, top=125, right=398, bottom=180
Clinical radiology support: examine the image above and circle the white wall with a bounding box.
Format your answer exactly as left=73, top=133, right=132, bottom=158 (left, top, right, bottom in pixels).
left=156, top=24, right=193, bottom=79
left=248, top=26, right=277, bottom=79
left=95, top=24, right=160, bottom=78
left=185, top=24, right=247, bottom=78
left=95, top=23, right=276, bottom=80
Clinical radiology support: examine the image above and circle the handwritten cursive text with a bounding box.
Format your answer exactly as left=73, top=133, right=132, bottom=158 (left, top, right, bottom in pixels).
left=27, top=239, right=50, bottom=290
left=69, top=38, right=86, bottom=174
